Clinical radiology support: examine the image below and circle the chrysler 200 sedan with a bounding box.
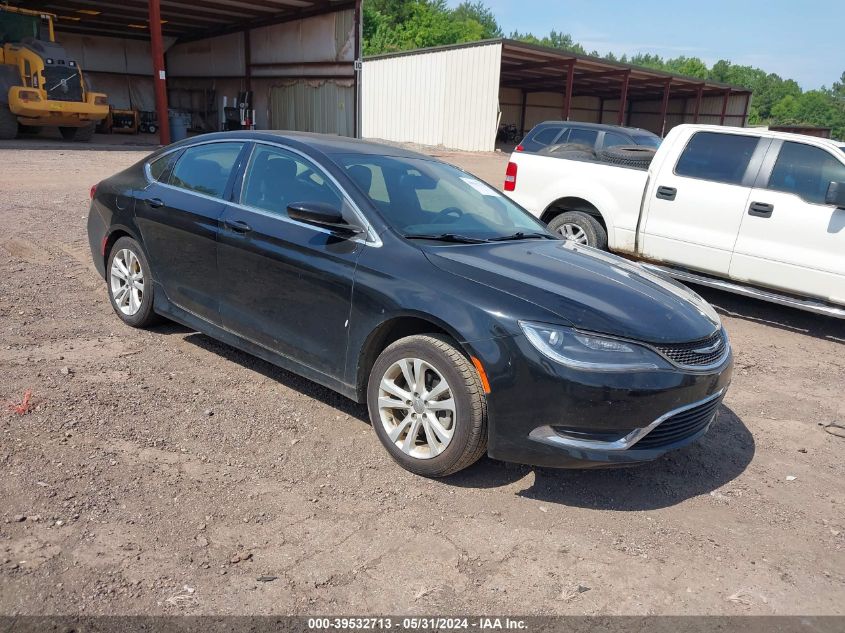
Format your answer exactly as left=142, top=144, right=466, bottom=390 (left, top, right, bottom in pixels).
left=87, top=131, right=733, bottom=477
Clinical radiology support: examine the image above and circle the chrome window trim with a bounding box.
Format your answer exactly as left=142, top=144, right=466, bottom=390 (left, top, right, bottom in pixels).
left=143, top=137, right=382, bottom=248
left=529, top=388, right=725, bottom=452
left=239, top=141, right=382, bottom=247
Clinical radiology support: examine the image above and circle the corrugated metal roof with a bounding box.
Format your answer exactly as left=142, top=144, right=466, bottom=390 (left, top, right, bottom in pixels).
left=367, top=38, right=750, bottom=100
left=9, top=0, right=354, bottom=41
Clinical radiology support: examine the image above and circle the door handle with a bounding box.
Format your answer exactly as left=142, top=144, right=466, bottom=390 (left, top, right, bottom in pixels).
left=748, top=202, right=774, bottom=218
left=225, top=219, right=253, bottom=234
left=147, top=197, right=164, bottom=209
left=656, top=186, right=677, bottom=201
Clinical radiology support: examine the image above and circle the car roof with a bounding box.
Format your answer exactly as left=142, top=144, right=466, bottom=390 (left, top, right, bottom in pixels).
left=533, top=121, right=658, bottom=136
left=168, top=130, right=431, bottom=160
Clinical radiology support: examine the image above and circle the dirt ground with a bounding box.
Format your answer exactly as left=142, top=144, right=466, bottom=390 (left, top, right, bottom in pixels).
left=0, top=141, right=843, bottom=616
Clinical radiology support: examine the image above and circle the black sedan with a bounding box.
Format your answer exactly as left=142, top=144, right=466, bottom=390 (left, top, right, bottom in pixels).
left=87, top=131, right=732, bottom=477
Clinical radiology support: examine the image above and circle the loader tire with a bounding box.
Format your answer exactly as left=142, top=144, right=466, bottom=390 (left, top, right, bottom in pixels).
left=0, top=106, right=19, bottom=140
left=60, top=123, right=96, bottom=142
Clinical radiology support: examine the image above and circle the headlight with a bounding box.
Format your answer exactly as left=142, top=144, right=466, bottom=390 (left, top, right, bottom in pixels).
left=519, top=321, right=670, bottom=371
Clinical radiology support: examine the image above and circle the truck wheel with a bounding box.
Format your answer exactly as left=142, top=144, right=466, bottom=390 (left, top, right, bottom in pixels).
left=17, top=124, right=40, bottom=135
left=60, top=123, right=96, bottom=142
left=0, top=106, right=19, bottom=140
left=367, top=334, right=488, bottom=478
left=548, top=211, right=608, bottom=250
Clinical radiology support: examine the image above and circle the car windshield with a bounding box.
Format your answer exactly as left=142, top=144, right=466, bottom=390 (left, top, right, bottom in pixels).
left=335, top=154, right=550, bottom=240
left=633, top=134, right=662, bottom=149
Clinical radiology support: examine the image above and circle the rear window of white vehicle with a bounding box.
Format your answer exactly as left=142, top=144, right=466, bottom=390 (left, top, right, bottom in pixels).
left=674, top=132, right=759, bottom=185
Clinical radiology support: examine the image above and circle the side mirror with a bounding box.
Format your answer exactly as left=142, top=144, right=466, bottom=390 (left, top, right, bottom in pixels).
left=287, top=201, right=364, bottom=237
left=825, top=181, right=845, bottom=208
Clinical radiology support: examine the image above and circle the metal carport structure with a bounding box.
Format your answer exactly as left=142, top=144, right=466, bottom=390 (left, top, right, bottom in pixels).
left=362, top=39, right=751, bottom=152
left=8, top=0, right=363, bottom=144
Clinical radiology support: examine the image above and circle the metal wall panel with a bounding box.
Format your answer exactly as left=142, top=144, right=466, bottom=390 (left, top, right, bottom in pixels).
left=362, top=42, right=503, bottom=151
left=269, top=80, right=354, bottom=135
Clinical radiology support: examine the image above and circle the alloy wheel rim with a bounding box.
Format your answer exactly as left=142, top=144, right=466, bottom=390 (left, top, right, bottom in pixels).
left=558, top=223, right=589, bottom=245
left=378, top=357, right=456, bottom=460
left=110, top=248, right=144, bottom=316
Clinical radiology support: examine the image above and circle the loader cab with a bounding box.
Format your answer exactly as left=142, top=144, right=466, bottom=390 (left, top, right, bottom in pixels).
left=0, top=8, right=54, bottom=46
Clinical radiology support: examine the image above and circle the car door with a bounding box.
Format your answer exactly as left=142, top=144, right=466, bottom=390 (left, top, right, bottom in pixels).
left=640, top=130, right=766, bottom=276
left=216, top=142, right=367, bottom=378
left=730, top=140, right=845, bottom=304
left=135, top=141, right=247, bottom=322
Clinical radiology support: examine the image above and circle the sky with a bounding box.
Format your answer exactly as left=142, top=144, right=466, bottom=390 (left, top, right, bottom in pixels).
left=446, top=0, right=844, bottom=90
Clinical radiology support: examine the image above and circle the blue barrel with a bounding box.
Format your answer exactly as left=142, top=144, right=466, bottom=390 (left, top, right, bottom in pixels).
left=168, top=111, right=190, bottom=142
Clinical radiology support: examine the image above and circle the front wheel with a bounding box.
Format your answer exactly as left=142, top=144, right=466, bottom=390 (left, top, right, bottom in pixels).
left=0, top=106, right=19, bottom=140
left=547, top=211, right=608, bottom=250
left=367, top=335, right=488, bottom=477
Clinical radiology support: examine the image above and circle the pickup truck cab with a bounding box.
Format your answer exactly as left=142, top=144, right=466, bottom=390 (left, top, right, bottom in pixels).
left=505, top=124, right=845, bottom=318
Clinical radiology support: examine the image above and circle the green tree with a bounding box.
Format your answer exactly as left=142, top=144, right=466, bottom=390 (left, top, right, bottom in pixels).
left=452, top=1, right=502, bottom=39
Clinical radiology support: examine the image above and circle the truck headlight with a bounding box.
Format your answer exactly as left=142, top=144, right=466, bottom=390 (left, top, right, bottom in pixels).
left=519, top=321, right=669, bottom=371
left=94, top=95, right=109, bottom=106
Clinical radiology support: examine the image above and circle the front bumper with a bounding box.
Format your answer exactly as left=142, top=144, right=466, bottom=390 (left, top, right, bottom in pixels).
left=9, top=88, right=108, bottom=126
left=472, top=334, right=733, bottom=469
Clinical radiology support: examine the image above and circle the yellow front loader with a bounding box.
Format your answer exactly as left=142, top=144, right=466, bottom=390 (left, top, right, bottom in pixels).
left=0, top=5, right=108, bottom=141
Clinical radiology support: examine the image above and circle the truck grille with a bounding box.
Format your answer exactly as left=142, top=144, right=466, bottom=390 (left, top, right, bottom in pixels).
left=43, top=66, right=83, bottom=102
left=654, top=329, right=727, bottom=368
left=634, top=394, right=723, bottom=449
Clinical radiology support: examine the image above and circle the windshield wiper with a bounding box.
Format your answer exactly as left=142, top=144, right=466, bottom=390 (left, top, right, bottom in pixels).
left=486, top=232, right=558, bottom=242
left=404, top=233, right=489, bottom=244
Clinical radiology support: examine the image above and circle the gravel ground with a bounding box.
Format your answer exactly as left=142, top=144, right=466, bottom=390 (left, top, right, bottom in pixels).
left=0, top=142, right=843, bottom=616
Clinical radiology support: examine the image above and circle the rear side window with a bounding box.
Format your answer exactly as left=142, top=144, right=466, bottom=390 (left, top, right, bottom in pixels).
left=767, top=142, right=845, bottom=204
left=603, top=132, right=630, bottom=148
left=148, top=152, right=179, bottom=182
left=531, top=127, right=563, bottom=146
left=567, top=128, right=599, bottom=147
left=675, top=132, right=759, bottom=185
left=169, top=142, right=243, bottom=199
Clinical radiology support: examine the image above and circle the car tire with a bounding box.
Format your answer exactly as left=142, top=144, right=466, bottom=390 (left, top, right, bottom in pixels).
left=367, top=334, right=488, bottom=477
left=547, top=211, right=608, bottom=250
left=0, top=106, right=19, bottom=140
left=597, top=145, right=656, bottom=168
left=106, top=237, right=162, bottom=328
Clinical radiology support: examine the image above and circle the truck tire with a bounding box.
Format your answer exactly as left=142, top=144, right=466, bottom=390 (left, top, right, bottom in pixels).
left=597, top=145, right=656, bottom=169
left=547, top=211, right=608, bottom=251
left=59, top=123, right=96, bottom=142
left=17, top=124, right=40, bottom=135
left=0, top=106, right=19, bottom=140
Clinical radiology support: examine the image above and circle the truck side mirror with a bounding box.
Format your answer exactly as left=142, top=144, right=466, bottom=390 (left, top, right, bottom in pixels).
left=825, top=181, right=845, bottom=208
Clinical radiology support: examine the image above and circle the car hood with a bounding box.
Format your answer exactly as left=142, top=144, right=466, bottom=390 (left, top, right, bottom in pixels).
left=424, top=240, right=721, bottom=344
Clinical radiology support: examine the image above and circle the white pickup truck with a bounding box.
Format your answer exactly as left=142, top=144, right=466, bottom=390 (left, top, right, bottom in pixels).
left=505, top=124, right=845, bottom=318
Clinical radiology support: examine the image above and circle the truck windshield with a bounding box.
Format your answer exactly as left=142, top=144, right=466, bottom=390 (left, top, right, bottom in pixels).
left=335, top=153, right=550, bottom=241
left=0, top=11, right=40, bottom=45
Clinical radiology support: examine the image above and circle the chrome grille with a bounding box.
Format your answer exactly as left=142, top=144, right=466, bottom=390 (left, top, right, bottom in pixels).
left=655, top=330, right=727, bottom=368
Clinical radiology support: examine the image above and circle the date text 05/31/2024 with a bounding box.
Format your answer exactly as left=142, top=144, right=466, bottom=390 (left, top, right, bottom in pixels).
left=307, top=618, right=528, bottom=630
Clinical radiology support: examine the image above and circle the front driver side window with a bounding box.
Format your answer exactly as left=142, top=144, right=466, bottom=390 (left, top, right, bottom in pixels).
left=767, top=142, right=845, bottom=205
left=241, top=144, right=344, bottom=217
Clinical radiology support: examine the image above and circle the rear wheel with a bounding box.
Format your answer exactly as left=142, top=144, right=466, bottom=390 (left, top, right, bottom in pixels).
left=547, top=211, right=608, bottom=250
left=367, top=334, right=487, bottom=477
left=0, top=106, right=19, bottom=140
left=59, top=123, right=96, bottom=142
left=107, top=237, right=161, bottom=328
